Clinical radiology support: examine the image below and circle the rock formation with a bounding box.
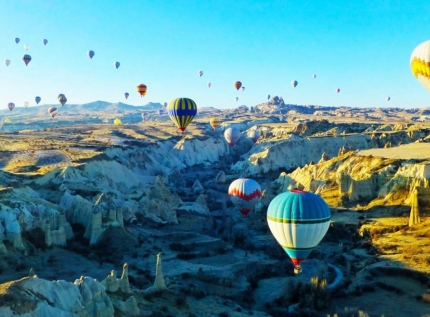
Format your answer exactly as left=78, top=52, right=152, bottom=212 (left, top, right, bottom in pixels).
left=153, top=253, right=167, bottom=291
left=101, top=263, right=132, bottom=294
left=409, top=188, right=421, bottom=226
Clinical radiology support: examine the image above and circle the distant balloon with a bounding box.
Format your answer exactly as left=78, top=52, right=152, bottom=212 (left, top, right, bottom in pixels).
left=411, top=40, right=430, bottom=93
left=228, top=178, right=262, bottom=217
left=141, top=112, right=146, bottom=120
left=167, top=97, right=197, bottom=132
left=267, top=94, right=271, bottom=100
left=242, top=86, right=245, bottom=91
left=291, top=80, right=298, bottom=88
left=249, top=130, right=260, bottom=143
left=124, top=92, right=129, bottom=100
left=114, top=61, right=120, bottom=69
left=4, top=118, right=11, bottom=123
left=209, top=118, right=221, bottom=130
left=43, top=39, right=48, bottom=45
left=35, top=96, right=41, bottom=104
left=88, top=50, right=95, bottom=59
left=387, top=96, right=391, bottom=101
left=114, top=118, right=122, bottom=125
left=198, top=71, right=203, bottom=77
left=224, top=127, right=241, bottom=146
left=336, top=88, right=340, bottom=93
left=5, top=60, right=10, bottom=66
left=57, top=94, right=65, bottom=100
left=235, top=97, right=239, bottom=102
left=22, top=54, right=31, bottom=66
left=8, top=103, right=15, bottom=111
left=267, top=190, right=331, bottom=274
left=24, top=44, right=30, bottom=50
left=48, top=107, right=58, bottom=118
left=136, top=84, right=147, bottom=97
left=313, top=74, right=316, bottom=78
left=234, top=81, right=242, bottom=91
left=208, top=83, right=211, bottom=88
left=163, top=102, right=168, bottom=109
left=24, top=102, right=29, bottom=108
left=59, top=95, right=67, bottom=106
left=158, top=109, right=164, bottom=115
left=15, top=38, right=20, bottom=44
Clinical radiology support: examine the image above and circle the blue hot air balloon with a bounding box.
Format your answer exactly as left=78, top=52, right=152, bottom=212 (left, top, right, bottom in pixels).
left=43, top=39, right=48, bottom=45
left=88, top=50, right=95, bottom=59
left=15, top=38, right=20, bottom=44
left=267, top=190, right=331, bottom=274
left=35, top=96, right=41, bottom=105
left=114, top=61, right=120, bottom=69
left=124, top=92, right=129, bottom=100
left=22, top=54, right=31, bottom=66
left=167, top=98, right=197, bottom=132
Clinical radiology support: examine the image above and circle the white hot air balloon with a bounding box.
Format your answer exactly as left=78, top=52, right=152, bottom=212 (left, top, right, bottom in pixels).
left=228, top=178, right=262, bottom=217
left=224, top=127, right=241, bottom=147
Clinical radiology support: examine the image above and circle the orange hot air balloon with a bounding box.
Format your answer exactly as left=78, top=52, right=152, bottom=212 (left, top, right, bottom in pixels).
left=233, top=81, right=242, bottom=90
left=136, top=84, right=147, bottom=97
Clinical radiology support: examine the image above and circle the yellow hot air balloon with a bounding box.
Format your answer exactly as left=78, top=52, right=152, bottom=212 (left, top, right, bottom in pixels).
left=24, top=102, right=29, bottom=108
left=136, top=84, right=147, bottom=97
left=114, top=118, right=122, bottom=125
left=411, top=40, right=430, bottom=93
left=4, top=118, right=11, bottom=123
left=209, top=118, right=221, bottom=130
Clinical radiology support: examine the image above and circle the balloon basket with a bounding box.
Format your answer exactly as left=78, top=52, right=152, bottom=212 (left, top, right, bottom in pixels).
left=294, top=265, right=302, bottom=274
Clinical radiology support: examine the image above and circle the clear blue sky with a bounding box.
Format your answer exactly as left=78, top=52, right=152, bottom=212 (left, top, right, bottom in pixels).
left=0, top=0, right=430, bottom=110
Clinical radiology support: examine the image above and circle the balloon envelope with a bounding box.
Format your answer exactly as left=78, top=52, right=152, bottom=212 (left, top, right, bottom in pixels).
left=267, top=94, right=271, bottom=100
left=313, top=74, right=316, bottom=78
left=114, top=118, right=122, bottom=125
left=5, top=60, right=10, bottom=66
left=336, top=88, right=340, bottom=93
left=88, top=50, right=95, bottom=59
left=167, top=98, right=197, bottom=132
left=48, top=107, right=58, bottom=118
left=22, top=54, right=31, bottom=66
left=24, top=102, right=29, bottom=108
left=411, top=40, right=430, bottom=93
left=8, top=103, right=15, bottom=111
left=387, top=96, right=391, bottom=101
left=249, top=130, right=260, bottom=143
left=208, top=83, right=211, bottom=88
left=59, top=96, right=67, bottom=106
left=198, top=71, right=203, bottom=77
left=209, top=118, right=221, bottom=130
left=136, top=84, right=147, bottom=97
left=267, top=190, right=331, bottom=273
left=24, top=44, right=30, bottom=50
left=291, top=80, right=298, bottom=88
left=242, top=86, right=245, bottom=91
left=35, top=96, right=41, bottom=104
left=124, top=92, right=129, bottom=99
left=224, top=127, right=241, bottom=146
left=234, top=81, right=242, bottom=90
left=114, top=61, right=120, bottom=69
left=15, top=38, right=20, bottom=44
left=43, top=39, right=48, bottom=45
left=228, top=178, right=262, bottom=217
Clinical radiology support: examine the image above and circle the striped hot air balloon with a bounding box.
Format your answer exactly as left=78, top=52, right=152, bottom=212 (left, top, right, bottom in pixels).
left=228, top=178, right=262, bottom=217
left=7, top=103, right=15, bottom=111
left=136, top=84, right=147, bottom=97
left=209, top=118, right=221, bottom=130
left=22, top=54, right=31, bottom=66
left=59, top=95, right=67, bottom=106
left=267, top=190, right=331, bottom=274
left=167, top=97, right=197, bottom=132
left=411, top=40, right=430, bottom=93
left=224, top=127, right=241, bottom=146
left=233, top=81, right=242, bottom=90
left=48, top=107, right=58, bottom=118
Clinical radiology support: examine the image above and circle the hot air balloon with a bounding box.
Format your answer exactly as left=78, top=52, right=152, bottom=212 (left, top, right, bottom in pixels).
left=267, top=94, right=271, bottom=100
left=48, top=107, right=58, bottom=118
left=4, top=118, right=11, bottom=123
left=24, top=102, right=29, bottom=108
left=336, top=88, right=340, bottom=93
left=43, top=39, right=48, bottom=45
left=208, top=83, right=211, bottom=88
left=57, top=94, right=65, bottom=100
left=235, top=97, right=239, bottom=102
left=158, top=109, right=164, bottom=115
left=163, top=102, right=168, bottom=109
left=59, top=95, right=67, bottom=106
left=24, top=44, right=30, bottom=50
left=313, top=74, right=317, bottom=79
left=410, top=40, right=430, bottom=93
left=198, top=71, right=203, bottom=77
left=15, top=38, right=20, bottom=44
left=267, top=190, right=331, bottom=274
left=114, top=118, right=122, bottom=125
left=136, top=84, right=147, bottom=97
left=249, top=130, right=260, bottom=143
left=242, top=87, right=245, bottom=91
left=234, top=81, right=242, bottom=91
left=228, top=178, right=262, bottom=217
left=35, top=96, right=41, bottom=105
left=224, top=127, right=241, bottom=146
left=167, top=98, right=197, bottom=133
left=387, top=96, right=391, bottom=101
left=22, top=54, right=31, bottom=66
left=5, top=60, right=10, bottom=66
left=114, top=61, right=120, bottom=69
left=8, top=103, right=15, bottom=111
left=88, top=50, right=95, bottom=59
left=209, top=118, right=221, bottom=130
left=124, top=92, right=129, bottom=100
left=141, top=112, right=146, bottom=120
left=291, top=80, right=298, bottom=88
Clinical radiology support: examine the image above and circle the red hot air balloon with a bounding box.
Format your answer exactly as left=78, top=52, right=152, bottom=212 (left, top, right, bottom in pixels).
left=48, top=107, right=58, bottom=118
left=233, top=81, right=242, bottom=90
left=228, top=178, right=262, bottom=217
left=136, top=84, right=147, bottom=97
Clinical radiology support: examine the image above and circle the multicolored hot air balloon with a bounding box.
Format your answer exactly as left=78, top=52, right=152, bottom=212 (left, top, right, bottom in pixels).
left=267, top=190, right=331, bottom=274
left=228, top=178, right=262, bottom=217
left=124, top=92, right=129, bottom=100
left=336, top=88, right=340, bottom=93
left=24, top=44, right=30, bottom=50
left=88, top=50, right=95, bottom=59
left=411, top=40, right=430, bottom=93
left=114, top=118, right=122, bottom=125
left=249, top=130, right=260, bottom=143
left=136, top=84, right=147, bottom=97
left=15, top=38, right=20, bottom=44
left=35, top=96, right=41, bottom=104
left=208, top=83, right=211, bottom=88
left=291, top=80, right=298, bottom=88
left=8, top=103, right=15, bottom=111
left=234, top=81, right=242, bottom=90
left=167, top=98, right=197, bottom=132
left=114, top=61, right=120, bottom=69
left=224, top=127, right=241, bottom=146
left=43, top=39, right=48, bottom=45
left=198, top=71, right=203, bottom=77
left=59, top=95, right=67, bottom=106
left=5, top=60, right=10, bottom=66
left=209, top=118, right=221, bottom=130
left=387, top=96, right=391, bottom=101
left=24, top=102, right=29, bottom=108
left=48, top=107, right=58, bottom=118
left=22, top=54, right=31, bottom=66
